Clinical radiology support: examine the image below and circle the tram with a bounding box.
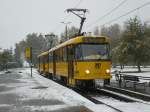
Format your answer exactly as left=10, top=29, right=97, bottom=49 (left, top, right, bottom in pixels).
left=37, top=35, right=111, bottom=88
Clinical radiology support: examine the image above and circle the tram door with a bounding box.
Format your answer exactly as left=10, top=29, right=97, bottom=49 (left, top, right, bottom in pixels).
left=38, top=57, right=40, bottom=72
left=53, top=51, right=56, bottom=78
left=67, top=45, right=75, bottom=86
left=43, top=56, right=46, bottom=72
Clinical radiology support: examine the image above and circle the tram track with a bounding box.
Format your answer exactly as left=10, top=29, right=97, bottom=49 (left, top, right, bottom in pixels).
left=73, top=86, right=150, bottom=111
left=95, top=88, right=135, bottom=102
left=73, top=88, right=132, bottom=112
left=104, top=86, right=150, bottom=101
left=74, top=87, right=150, bottom=111
left=104, top=85, right=150, bottom=101
left=40, top=75, right=125, bottom=111
left=91, top=97, right=124, bottom=112
left=101, top=86, right=150, bottom=105
left=39, top=73, right=150, bottom=111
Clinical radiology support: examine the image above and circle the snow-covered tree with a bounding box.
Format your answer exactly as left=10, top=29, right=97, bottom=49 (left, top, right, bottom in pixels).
left=101, top=24, right=121, bottom=49
left=118, top=17, right=150, bottom=72
left=101, top=24, right=121, bottom=66
left=60, top=26, right=79, bottom=42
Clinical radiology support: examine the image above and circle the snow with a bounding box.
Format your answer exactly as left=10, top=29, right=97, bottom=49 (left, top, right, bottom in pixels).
left=0, top=68, right=93, bottom=111
left=112, top=66, right=150, bottom=77
left=23, top=105, right=69, bottom=112
left=111, top=66, right=150, bottom=83
left=88, top=105, right=116, bottom=112
left=1, top=67, right=150, bottom=112
left=22, top=68, right=94, bottom=106
left=22, top=68, right=150, bottom=112
left=100, top=89, right=150, bottom=104
left=23, top=61, right=30, bottom=67
left=95, top=96, right=124, bottom=104
left=109, top=86, right=150, bottom=97
left=20, top=68, right=117, bottom=112
left=95, top=96, right=150, bottom=112
left=110, top=102, right=150, bottom=112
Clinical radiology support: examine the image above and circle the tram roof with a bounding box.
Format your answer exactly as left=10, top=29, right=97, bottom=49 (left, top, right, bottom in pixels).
left=37, top=51, right=49, bottom=57
left=49, top=36, right=109, bottom=53
left=38, top=36, right=109, bottom=57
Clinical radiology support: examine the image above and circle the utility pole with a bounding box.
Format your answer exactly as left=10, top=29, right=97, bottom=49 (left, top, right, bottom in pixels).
left=61, top=22, right=71, bottom=40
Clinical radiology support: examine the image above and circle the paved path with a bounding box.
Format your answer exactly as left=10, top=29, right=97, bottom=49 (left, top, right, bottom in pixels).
left=0, top=68, right=92, bottom=112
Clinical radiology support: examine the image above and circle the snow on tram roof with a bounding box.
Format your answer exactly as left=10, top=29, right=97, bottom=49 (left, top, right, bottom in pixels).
left=38, top=36, right=109, bottom=57
left=48, top=36, right=109, bottom=53
left=37, top=51, right=49, bottom=57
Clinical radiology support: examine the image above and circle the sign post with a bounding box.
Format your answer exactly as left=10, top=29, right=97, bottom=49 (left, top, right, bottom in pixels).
left=25, top=47, right=32, bottom=77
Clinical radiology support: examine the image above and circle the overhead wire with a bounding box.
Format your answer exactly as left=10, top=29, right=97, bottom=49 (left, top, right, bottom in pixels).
left=101, top=1, right=150, bottom=26
left=74, top=0, right=83, bottom=8
left=86, top=0, right=128, bottom=30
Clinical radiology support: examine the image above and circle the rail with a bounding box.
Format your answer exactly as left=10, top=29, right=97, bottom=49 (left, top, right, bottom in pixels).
left=74, top=88, right=125, bottom=112
left=104, top=86, right=150, bottom=101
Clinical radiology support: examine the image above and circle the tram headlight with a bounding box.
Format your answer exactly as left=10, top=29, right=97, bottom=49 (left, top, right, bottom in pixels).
left=106, top=69, right=110, bottom=74
left=85, top=69, right=90, bottom=74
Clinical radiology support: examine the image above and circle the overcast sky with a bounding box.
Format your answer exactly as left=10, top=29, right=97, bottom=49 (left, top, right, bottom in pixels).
left=0, top=0, right=150, bottom=49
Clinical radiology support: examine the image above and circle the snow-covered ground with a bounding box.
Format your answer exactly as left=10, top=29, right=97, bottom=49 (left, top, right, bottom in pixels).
left=23, top=68, right=150, bottom=112
left=111, top=66, right=150, bottom=83
left=23, top=68, right=93, bottom=106
left=0, top=68, right=93, bottom=112
left=22, top=68, right=115, bottom=112
left=0, top=67, right=150, bottom=112
left=112, top=66, right=150, bottom=77
left=95, top=96, right=150, bottom=112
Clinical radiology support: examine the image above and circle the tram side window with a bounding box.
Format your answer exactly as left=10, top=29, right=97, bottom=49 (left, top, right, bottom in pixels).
left=40, top=56, right=43, bottom=64
left=49, top=53, right=53, bottom=62
left=38, top=57, right=40, bottom=64
left=55, top=49, right=62, bottom=61
left=55, top=48, right=66, bottom=62
left=75, top=45, right=83, bottom=60
left=55, top=50, right=59, bottom=61
left=67, top=45, right=75, bottom=61
left=43, top=55, right=47, bottom=63
left=54, top=47, right=68, bottom=62
left=63, top=47, right=67, bottom=61
left=59, top=48, right=63, bottom=61
left=46, top=54, right=49, bottom=62
left=42, top=56, right=45, bottom=64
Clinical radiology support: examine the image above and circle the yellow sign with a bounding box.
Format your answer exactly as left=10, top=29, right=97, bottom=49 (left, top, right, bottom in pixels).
left=25, top=47, right=31, bottom=59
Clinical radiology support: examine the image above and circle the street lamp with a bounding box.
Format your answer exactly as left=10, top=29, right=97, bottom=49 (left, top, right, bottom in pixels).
left=61, top=21, right=71, bottom=40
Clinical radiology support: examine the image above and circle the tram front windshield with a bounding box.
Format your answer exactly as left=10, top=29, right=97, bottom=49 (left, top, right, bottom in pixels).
left=75, top=44, right=110, bottom=61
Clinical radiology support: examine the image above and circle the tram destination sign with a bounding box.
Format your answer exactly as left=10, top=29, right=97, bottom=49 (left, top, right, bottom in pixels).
left=82, top=37, right=106, bottom=43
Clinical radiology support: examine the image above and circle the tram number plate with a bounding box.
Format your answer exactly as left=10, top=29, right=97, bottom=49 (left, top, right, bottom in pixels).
left=95, top=63, right=101, bottom=69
